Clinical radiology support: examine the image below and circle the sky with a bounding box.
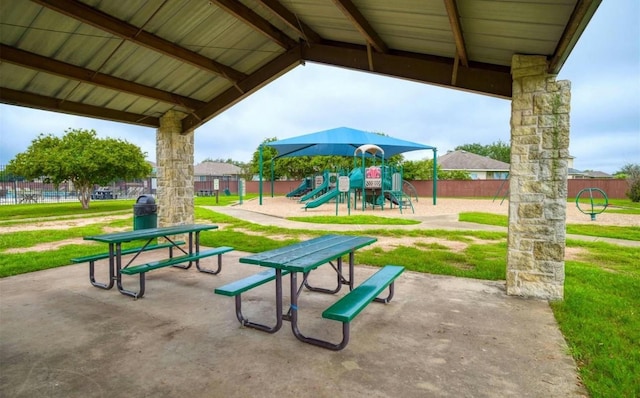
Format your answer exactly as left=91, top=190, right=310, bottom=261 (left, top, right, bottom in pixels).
left=1, top=1, right=638, bottom=174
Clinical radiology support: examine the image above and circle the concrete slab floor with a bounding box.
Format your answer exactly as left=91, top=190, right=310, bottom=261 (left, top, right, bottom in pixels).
left=0, top=251, right=587, bottom=398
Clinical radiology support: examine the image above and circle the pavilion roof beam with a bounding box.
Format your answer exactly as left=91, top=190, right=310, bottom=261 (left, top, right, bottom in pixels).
left=331, top=0, right=388, bottom=53
left=303, top=42, right=511, bottom=98
left=0, top=45, right=206, bottom=111
left=255, top=0, right=322, bottom=44
left=549, top=0, right=600, bottom=73
left=182, top=46, right=302, bottom=132
left=0, top=88, right=159, bottom=127
left=33, top=0, right=247, bottom=82
left=443, top=0, right=469, bottom=68
left=209, top=0, right=298, bottom=49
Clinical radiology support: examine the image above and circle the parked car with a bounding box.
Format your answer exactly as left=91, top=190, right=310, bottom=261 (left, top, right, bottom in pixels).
left=91, top=187, right=116, bottom=199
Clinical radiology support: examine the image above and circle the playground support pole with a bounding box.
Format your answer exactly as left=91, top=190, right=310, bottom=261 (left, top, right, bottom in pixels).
left=433, top=148, right=437, bottom=205
left=259, top=145, right=263, bottom=205
left=270, top=160, right=274, bottom=197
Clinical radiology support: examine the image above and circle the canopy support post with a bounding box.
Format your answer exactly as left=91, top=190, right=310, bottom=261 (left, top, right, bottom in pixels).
left=433, top=148, right=438, bottom=205
left=259, top=145, right=263, bottom=205
left=271, top=160, right=275, bottom=197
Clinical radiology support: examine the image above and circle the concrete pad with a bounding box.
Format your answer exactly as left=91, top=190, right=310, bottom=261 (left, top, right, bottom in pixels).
left=0, top=251, right=587, bottom=397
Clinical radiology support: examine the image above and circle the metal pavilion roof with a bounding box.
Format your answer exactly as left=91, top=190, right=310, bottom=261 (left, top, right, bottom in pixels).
left=0, top=0, right=601, bottom=133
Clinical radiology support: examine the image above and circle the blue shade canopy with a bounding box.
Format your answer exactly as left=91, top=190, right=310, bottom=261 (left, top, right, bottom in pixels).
left=266, top=127, right=435, bottom=158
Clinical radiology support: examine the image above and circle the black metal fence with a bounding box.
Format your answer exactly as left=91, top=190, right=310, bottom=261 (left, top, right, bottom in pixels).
left=1, top=164, right=240, bottom=205
left=0, top=178, right=156, bottom=205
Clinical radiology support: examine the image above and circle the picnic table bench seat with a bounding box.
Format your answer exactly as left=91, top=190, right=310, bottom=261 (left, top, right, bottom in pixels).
left=320, top=265, right=404, bottom=350
left=214, top=268, right=291, bottom=333
left=121, top=246, right=234, bottom=298
left=71, top=241, right=186, bottom=290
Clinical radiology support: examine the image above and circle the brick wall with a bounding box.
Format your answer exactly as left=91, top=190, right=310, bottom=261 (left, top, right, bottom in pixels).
left=245, top=179, right=629, bottom=199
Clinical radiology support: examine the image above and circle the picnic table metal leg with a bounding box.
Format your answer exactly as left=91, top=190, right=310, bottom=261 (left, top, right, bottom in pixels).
left=194, top=232, right=223, bottom=275
left=373, top=281, right=395, bottom=303
left=88, top=245, right=115, bottom=290
left=303, top=257, right=349, bottom=294
left=234, top=269, right=283, bottom=333
left=172, top=232, right=195, bottom=270
left=290, top=272, right=350, bottom=351
left=115, top=243, right=144, bottom=298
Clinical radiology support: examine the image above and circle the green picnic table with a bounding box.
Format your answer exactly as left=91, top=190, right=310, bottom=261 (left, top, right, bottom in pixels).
left=79, top=224, right=232, bottom=298
left=215, top=234, right=404, bottom=350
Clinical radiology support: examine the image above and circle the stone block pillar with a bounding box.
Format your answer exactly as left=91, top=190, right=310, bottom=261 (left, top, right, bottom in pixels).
left=156, top=110, right=194, bottom=227
left=507, top=55, right=571, bottom=300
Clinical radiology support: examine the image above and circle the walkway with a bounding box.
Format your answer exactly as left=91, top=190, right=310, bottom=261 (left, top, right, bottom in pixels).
left=213, top=205, right=640, bottom=247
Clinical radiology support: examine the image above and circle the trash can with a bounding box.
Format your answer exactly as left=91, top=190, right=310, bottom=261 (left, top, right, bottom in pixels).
left=133, top=195, right=157, bottom=230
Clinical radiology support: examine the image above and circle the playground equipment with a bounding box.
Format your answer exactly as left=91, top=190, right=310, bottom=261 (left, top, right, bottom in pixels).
left=286, top=177, right=312, bottom=198
left=299, top=171, right=330, bottom=202
left=295, top=145, right=416, bottom=213
left=575, top=187, right=608, bottom=221
left=303, top=169, right=358, bottom=209
left=353, top=144, right=414, bottom=214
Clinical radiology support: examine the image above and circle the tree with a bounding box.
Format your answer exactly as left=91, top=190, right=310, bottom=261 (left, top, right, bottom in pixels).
left=616, top=163, right=640, bottom=202
left=7, top=128, right=151, bottom=209
left=456, top=140, right=510, bottom=163
left=402, top=159, right=470, bottom=180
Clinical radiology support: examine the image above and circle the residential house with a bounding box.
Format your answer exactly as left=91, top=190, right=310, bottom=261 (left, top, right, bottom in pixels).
left=193, top=161, right=242, bottom=195
left=438, top=150, right=509, bottom=180
left=566, top=157, right=612, bottom=179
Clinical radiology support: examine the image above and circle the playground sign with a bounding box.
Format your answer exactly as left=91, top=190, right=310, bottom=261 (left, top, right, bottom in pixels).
left=338, top=176, right=350, bottom=192
left=338, top=176, right=350, bottom=216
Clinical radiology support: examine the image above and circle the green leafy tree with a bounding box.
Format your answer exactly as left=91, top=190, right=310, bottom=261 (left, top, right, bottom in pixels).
left=249, top=137, right=286, bottom=181
left=7, top=128, right=151, bottom=209
left=616, top=163, right=640, bottom=202
left=402, top=159, right=470, bottom=180
left=456, top=140, right=510, bottom=163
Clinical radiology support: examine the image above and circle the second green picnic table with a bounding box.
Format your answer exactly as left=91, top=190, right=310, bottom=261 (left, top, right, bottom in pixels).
left=216, top=234, right=404, bottom=350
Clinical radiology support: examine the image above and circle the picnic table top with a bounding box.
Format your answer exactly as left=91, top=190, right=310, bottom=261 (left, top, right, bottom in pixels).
left=83, top=223, right=218, bottom=243
left=240, top=234, right=376, bottom=273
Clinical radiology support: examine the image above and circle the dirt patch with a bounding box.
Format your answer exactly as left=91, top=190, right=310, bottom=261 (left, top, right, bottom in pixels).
left=4, top=238, right=92, bottom=253
left=0, top=215, right=130, bottom=234
left=564, top=246, right=588, bottom=261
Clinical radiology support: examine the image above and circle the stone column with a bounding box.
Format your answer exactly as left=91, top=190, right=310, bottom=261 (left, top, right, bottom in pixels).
left=507, top=55, right=571, bottom=300
left=156, top=110, right=194, bottom=227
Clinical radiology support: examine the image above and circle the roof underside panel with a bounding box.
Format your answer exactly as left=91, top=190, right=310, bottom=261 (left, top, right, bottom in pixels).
left=0, top=0, right=600, bottom=130
left=283, top=0, right=364, bottom=44
left=457, top=0, right=576, bottom=66
left=354, top=0, right=455, bottom=57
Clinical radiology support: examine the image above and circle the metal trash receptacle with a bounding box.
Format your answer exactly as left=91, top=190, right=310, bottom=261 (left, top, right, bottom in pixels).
left=133, top=195, right=157, bottom=230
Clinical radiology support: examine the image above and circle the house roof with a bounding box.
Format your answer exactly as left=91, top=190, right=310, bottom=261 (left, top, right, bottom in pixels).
left=267, top=127, right=434, bottom=158
left=0, top=1, right=601, bottom=133
left=438, top=150, right=509, bottom=171
left=568, top=167, right=586, bottom=176
left=582, top=170, right=613, bottom=178
left=194, top=161, right=241, bottom=176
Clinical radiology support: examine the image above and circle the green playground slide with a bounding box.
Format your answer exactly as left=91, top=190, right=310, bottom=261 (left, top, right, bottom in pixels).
left=303, top=188, right=339, bottom=209
left=299, top=178, right=328, bottom=202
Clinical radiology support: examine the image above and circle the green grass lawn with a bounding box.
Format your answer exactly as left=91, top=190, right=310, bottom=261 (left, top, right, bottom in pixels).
left=459, top=211, right=640, bottom=241
left=1, top=200, right=638, bottom=397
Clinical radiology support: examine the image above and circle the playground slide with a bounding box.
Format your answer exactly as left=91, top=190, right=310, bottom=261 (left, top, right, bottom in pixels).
left=286, top=180, right=309, bottom=198
left=299, top=179, right=328, bottom=202
left=303, top=188, right=339, bottom=209
left=385, top=192, right=400, bottom=206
